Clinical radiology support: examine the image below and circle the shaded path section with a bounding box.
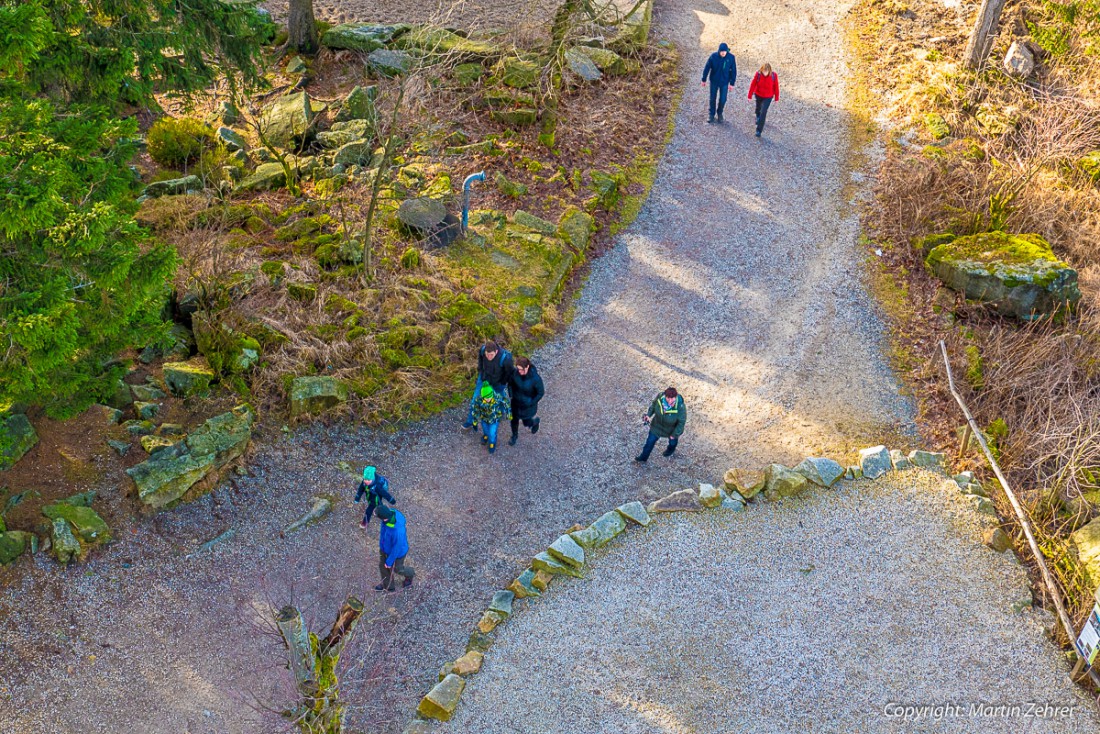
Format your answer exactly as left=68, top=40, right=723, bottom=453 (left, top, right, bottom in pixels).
left=0, top=0, right=915, bottom=732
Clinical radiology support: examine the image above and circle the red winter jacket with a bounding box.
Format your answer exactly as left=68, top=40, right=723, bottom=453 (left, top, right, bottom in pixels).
left=748, top=72, right=779, bottom=100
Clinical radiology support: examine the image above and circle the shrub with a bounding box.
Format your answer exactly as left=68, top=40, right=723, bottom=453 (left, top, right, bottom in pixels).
left=147, top=117, right=214, bottom=168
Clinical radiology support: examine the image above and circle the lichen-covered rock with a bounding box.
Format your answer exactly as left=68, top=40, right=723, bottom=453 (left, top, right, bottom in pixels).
left=648, top=489, right=703, bottom=513
left=42, top=502, right=110, bottom=545
left=133, top=401, right=159, bottom=420
left=984, top=527, right=1013, bottom=553
left=322, top=22, right=409, bottom=51
left=398, top=197, right=448, bottom=234
left=569, top=524, right=601, bottom=549
left=0, top=412, right=38, bottom=471
left=698, top=483, right=722, bottom=508
left=399, top=26, right=499, bottom=59
left=588, top=510, right=627, bottom=547
left=547, top=534, right=585, bottom=568
left=50, top=518, right=82, bottom=563
left=336, top=85, right=378, bottom=123
left=908, top=450, right=946, bottom=472
left=507, top=568, right=541, bottom=598
left=494, top=56, right=541, bottom=88
left=290, top=376, right=348, bottom=418
left=1003, top=41, right=1035, bottom=78
left=260, top=91, right=315, bottom=150
left=418, top=673, right=466, bottom=722
left=565, top=47, right=602, bottom=81
left=163, top=358, right=216, bottom=398
left=130, top=383, right=165, bottom=402
left=238, top=162, right=287, bottom=192
left=0, top=531, right=33, bottom=565
left=140, top=435, right=176, bottom=454
left=859, top=446, right=892, bottom=480
left=334, top=140, right=377, bottom=167
left=143, top=175, right=202, bottom=198
left=126, top=404, right=255, bottom=510
left=216, top=127, right=248, bottom=152
left=558, top=207, right=595, bottom=252
left=513, top=210, right=556, bottom=235
left=532, top=550, right=583, bottom=578
left=926, top=232, right=1080, bottom=320
left=477, top=610, right=504, bottom=633
left=368, top=48, right=415, bottom=77
left=764, top=464, right=809, bottom=499
left=490, top=107, right=538, bottom=127
left=890, top=450, right=912, bottom=471
left=579, top=46, right=629, bottom=74
left=793, top=457, right=845, bottom=488
left=488, top=590, right=514, bottom=617
left=453, top=62, right=484, bottom=86
left=616, top=501, right=651, bottom=526
left=1070, top=516, right=1100, bottom=589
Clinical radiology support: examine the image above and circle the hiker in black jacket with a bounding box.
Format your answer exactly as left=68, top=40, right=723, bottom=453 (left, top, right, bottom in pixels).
left=462, top=340, right=514, bottom=429
left=508, top=357, right=545, bottom=446
left=354, top=465, right=396, bottom=529
left=701, top=42, right=737, bottom=124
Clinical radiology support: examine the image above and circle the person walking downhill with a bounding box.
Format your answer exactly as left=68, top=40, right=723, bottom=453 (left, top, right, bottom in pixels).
left=354, top=465, right=396, bottom=529
left=747, top=62, right=779, bottom=138
left=701, top=42, right=737, bottom=124
left=374, top=504, right=414, bottom=592
left=508, top=357, right=545, bottom=446
left=635, top=387, right=687, bottom=462
left=462, top=340, right=513, bottom=430
left=472, top=382, right=509, bottom=454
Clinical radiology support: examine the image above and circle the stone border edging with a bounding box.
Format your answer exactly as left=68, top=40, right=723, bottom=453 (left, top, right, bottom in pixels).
left=403, top=444, right=1010, bottom=730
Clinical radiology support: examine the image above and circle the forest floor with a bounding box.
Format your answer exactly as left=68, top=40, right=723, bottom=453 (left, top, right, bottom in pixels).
left=3, top=0, right=1091, bottom=732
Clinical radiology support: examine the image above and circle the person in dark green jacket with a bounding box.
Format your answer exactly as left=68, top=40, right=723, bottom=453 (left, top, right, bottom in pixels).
left=635, top=387, right=687, bottom=462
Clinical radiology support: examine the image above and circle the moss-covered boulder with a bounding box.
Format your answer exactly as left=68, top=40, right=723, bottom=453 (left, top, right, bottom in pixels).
left=290, top=376, right=348, bottom=418
left=0, top=411, right=38, bottom=471
left=454, top=62, right=485, bottom=86
left=1070, top=516, right=1100, bottom=591
left=399, top=26, right=499, bottom=60
left=42, top=502, right=110, bottom=545
left=322, top=22, right=409, bottom=51
left=334, top=140, right=377, bottom=167
left=216, top=127, right=248, bottom=152
left=126, top=404, right=255, bottom=510
left=494, top=56, right=541, bottom=88
left=513, top=210, right=556, bottom=236
left=579, top=46, right=629, bottom=75
left=260, top=91, right=316, bottom=151
left=163, top=358, right=216, bottom=397
left=193, top=316, right=261, bottom=374
left=238, top=162, right=287, bottom=192
left=558, top=207, right=595, bottom=252
left=564, top=47, right=602, bottom=82
left=143, top=175, right=203, bottom=198
left=368, top=49, right=415, bottom=77
left=925, top=232, right=1081, bottom=320
left=0, top=531, right=35, bottom=565
left=490, top=107, right=538, bottom=127
left=50, top=518, right=82, bottom=563
left=335, top=85, right=378, bottom=123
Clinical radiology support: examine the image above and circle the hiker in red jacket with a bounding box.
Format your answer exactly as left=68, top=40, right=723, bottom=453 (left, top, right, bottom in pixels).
left=748, top=63, right=779, bottom=138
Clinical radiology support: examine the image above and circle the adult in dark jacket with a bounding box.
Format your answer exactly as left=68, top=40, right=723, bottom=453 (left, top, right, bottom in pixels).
left=508, top=357, right=545, bottom=446
left=701, top=42, right=737, bottom=123
left=462, top=340, right=514, bottom=429
left=354, top=465, right=396, bottom=529
left=635, top=387, right=687, bottom=462
left=375, top=504, right=414, bottom=591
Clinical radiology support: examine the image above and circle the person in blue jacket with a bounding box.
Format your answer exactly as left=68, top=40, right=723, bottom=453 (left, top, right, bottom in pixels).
left=375, top=504, right=414, bottom=591
left=354, top=465, right=396, bottom=529
left=701, top=42, right=737, bottom=124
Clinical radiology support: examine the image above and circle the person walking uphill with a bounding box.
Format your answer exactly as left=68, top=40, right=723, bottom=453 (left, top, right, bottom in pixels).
left=635, top=387, right=687, bottom=462
left=462, top=340, right=513, bottom=430
left=701, top=43, right=737, bottom=124
left=747, top=62, right=779, bottom=138
left=374, top=504, right=414, bottom=592
left=354, top=465, right=395, bottom=529
left=508, top=357, right=545, bottom=446
left=472, top=383, right=509, bottom=454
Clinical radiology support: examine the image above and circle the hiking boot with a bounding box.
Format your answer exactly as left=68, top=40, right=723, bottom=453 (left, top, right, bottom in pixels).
left=531, top=417, right=540, bottom=434
left=707, top=115, right=714, bottom=123
left=374, top=584, right=386, bottom=592
left=717, top=113, right=724, bottom=123
left=634, top=455, right=647, bottom=463
left=508, top=435, right=518, bottom=446
left=385, top=585, right=396, bottom=592
left=462, top=420, right=473, bottom=430
left=488, top=443, right=496, bottom=454
left=755, top=131, right=762, bottom=138
left=481, top=434, right=488, bottom=445
left=402, top=577, right=413, bottom=589
left=662, top=446, right=676, bottom=458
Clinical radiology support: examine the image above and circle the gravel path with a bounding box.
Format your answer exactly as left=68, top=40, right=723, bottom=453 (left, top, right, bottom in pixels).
left=1, top=0, right=937, bottom=732
left=440, top=472, right=1100, bottom=734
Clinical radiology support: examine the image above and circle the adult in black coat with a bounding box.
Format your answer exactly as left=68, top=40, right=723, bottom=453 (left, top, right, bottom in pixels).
left=508, top=357, right=545, bottom=446
left=701, top=42, right=737, bottom=123
left=462, top=339, right=514, bottom=429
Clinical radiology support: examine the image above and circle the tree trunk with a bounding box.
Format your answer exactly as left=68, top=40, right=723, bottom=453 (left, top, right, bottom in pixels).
left=963, top=0, right=1008, bottom=69
left=288, top=0, right=319, bottom=55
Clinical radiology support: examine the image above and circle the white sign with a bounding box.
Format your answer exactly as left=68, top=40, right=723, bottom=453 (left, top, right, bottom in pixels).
left=1076, top=602, right=1100, bottom=667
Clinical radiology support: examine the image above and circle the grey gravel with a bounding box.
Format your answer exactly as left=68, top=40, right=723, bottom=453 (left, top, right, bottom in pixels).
left=439, top=472, right=1100, bottom=733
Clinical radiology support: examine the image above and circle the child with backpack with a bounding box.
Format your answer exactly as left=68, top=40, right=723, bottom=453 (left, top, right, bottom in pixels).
left=471, top=383, right=509, bottom=454
left=747, top=63, right=779, bottom=138
left=354, top=465, right=396, bottom=529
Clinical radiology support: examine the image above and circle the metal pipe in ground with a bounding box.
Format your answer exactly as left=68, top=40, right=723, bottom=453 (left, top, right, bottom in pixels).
left=462, top=171, right=486, bottom=235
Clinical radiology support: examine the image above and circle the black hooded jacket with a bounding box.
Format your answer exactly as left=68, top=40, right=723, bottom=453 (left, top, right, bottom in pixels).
left=509, top=364, right=545, bottom=420
left=702, top=44, right=737, bottom=87
left=478, top=345, right=514, bottom=391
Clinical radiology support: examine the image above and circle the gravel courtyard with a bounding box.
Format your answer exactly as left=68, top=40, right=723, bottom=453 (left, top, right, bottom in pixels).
left=440, top=472, right=1099, bottom=734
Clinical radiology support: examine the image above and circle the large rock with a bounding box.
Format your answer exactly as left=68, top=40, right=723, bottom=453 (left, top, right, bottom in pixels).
left=143, top=175, right=203, bottom=198
left=260, top=91, right=315, bottom=151
left=238, top=162, right=287, bottom=192
left=532, top=550, right=583, bottom=578
left=698, top=483, right=722, bottom=508
left=547, top=534, right=585, bottom=569
left=724, top=468, right=765, bottom=499
left=558, top=208, right=595, bottom=253
left=565, top=47, right=602, bottom=82
left=507, top=568, right=541, bottom=598
left=289, top=376, right=348, bottom=418
left=42, top=502, right=110, bottom=545
left=0, top=531, right=33, bottom=565
left=333, top=140, right=377, bottom=167
left=216, top=127, right=248, bottom=152
left=397, top=198, right=460, bottom=249
left=0, top=412, right=38, bottom=471
left=794, top=457, right=845, bottom=488
left=1070, top=516, right=1100, bottom=590
left=322, top=23, right=409, bottom=51
left=368, top=49, right=415, bottom=77
left=335, top=85, right=378, bottom=123
left=926, top=232, right=1081, bottom=320
left=488, top=590, right=515, bottom=617
left=1003, top=41, right=1035, bottom=78
left=764, top=464, right=809, bottom=498
left=494, top=56, right=541, bottom=89
left=859, top=445, right=893, bottom=479
left=588, top=510, right=627, bottom=546
left=50, top=518, right=82, bottom=563
left=163, top=358, right=216, bottom=397
left=616, top=501, right=651, bottom=526
left=908, top=450, right=946, bottom=472
left=648, top=489, right=703, bottom=513
left=126, top=404, right=255, bottom=510
left=399, top=26, right=499, bottom=60
left=418, top=673, right=466, bottom=722
left=579, top=46, right=629, bottom=75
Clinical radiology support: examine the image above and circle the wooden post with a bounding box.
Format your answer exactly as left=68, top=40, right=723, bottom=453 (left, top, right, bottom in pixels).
left=964, top=0, right=1008, bottom=69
